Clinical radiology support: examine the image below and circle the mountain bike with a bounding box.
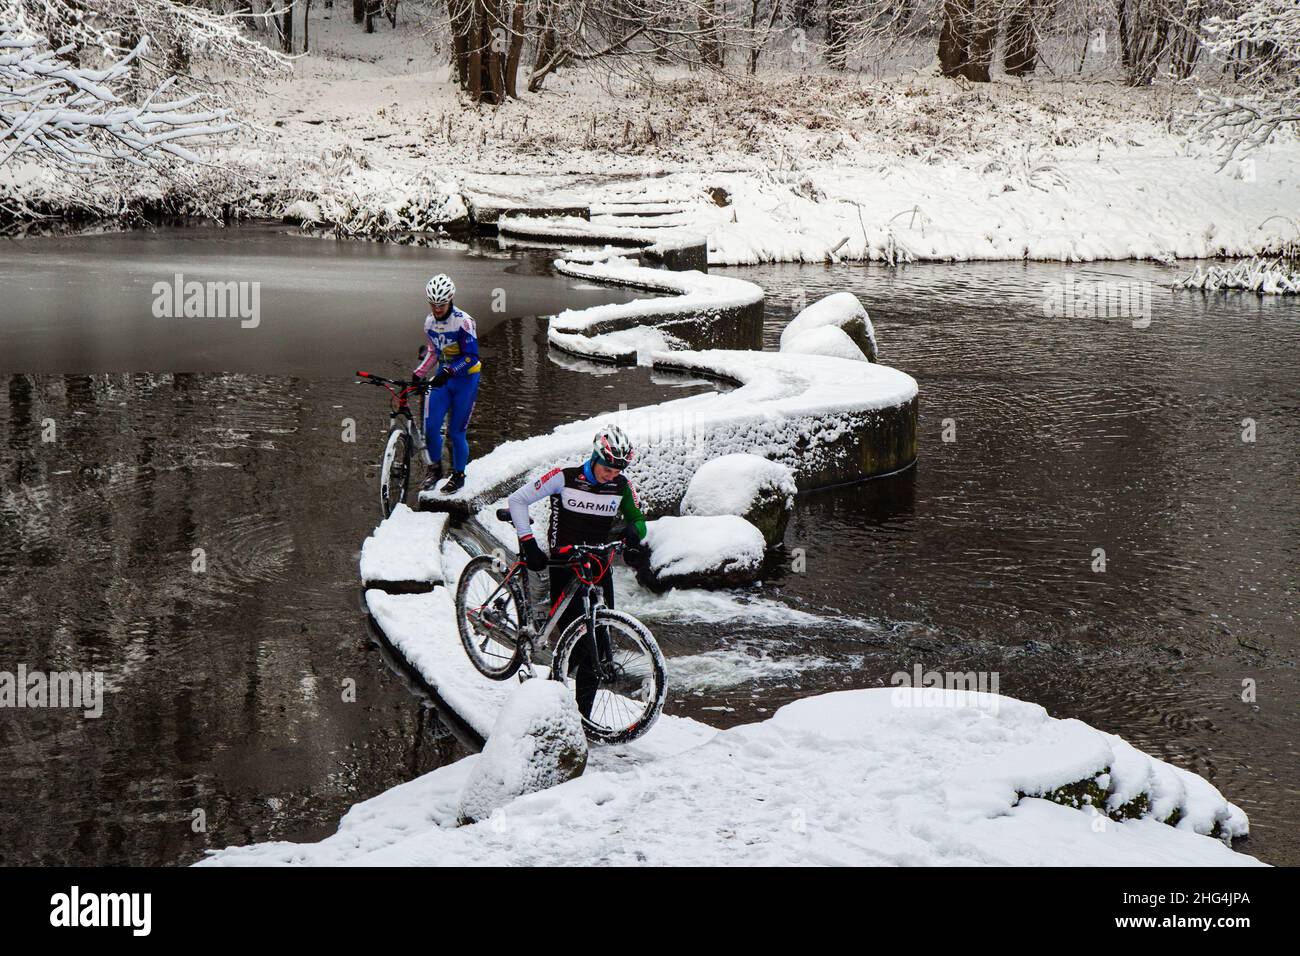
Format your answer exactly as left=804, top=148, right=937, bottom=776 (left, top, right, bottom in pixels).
left=356, top=371, right=430, bottom=518
left=454, top=509, right=667, bottom=744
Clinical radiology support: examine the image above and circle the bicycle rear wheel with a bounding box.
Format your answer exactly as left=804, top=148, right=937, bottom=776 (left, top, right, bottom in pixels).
left=455, top=554, right=526, bottom=680
left=379, top=427, right=411, bottom=518
left=552, top=608, right=666, bottom=744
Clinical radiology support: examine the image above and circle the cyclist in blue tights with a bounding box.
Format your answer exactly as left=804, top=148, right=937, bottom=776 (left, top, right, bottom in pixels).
left=413, top=273, right=480, bottom=495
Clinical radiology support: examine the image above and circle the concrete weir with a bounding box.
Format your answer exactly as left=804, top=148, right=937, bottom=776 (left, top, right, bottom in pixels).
left=414, top=204, right=918, bottom=519
left=465, top=196, right=589, bottom=233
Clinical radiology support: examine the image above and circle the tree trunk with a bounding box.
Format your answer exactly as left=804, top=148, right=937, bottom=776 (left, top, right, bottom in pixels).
left=482, top=0, right=504, bottom=103
left=1003, top=0, right=1038, bottom=76
left=938, top=0, right=997, bottom=82
left=939, top=0, right=967, bottom=77
left=280, top=0, right=295, bottom=53
left=530, top=0, right=559, bottom=92
left=699, top=2, right=722, bottom=68
left=826, top=0, right=848, bottom=71
left=450, top=0, right=473, bottom=88
left=504, top=0, right=525, bottom=98
left=353, top=0, right=364, bottom=24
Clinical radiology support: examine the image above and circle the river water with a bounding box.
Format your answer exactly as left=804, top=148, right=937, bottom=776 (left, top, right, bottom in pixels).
left=1, top=225, right=1295, bottom=865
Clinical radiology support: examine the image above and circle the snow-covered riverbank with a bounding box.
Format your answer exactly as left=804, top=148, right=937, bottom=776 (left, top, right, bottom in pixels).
left=6, top=15, right=1297, bottom=261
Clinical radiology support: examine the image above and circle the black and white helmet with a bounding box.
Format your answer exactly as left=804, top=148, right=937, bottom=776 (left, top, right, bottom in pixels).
left=425, top=274, right=455, bottom=305
left=592, top=424, right=634, bottom=469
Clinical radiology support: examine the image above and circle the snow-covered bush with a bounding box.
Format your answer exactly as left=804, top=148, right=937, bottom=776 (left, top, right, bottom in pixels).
left=1196, top=1, right=1300, bottom=160
left=781, top=292, right=879, bottom=362
left=680, top=454, right=795, bottom=548
left=456, top=680, right=587, bottom=826
left=1178, top=256, right=1300, bottom=295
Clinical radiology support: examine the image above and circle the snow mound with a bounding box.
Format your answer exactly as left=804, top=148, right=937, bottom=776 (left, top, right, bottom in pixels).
left=782, top=324, right=869, bottom=362
left=456, top=680, right=588, bottom=826
left=359, top=505, right=448, bottom=588
left=781, top=292, right=878, bottom=362
left=642, top=515, right=766, bottom=590
left=198, top=688, right=1258, bottom=867
left=681, top=454, right=796, bottom=518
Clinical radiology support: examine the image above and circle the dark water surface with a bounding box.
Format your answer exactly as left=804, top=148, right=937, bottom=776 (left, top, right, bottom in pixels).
left=1, top=226, right=1296, bottom=865
left=707, top=260, right=1300, bottom=866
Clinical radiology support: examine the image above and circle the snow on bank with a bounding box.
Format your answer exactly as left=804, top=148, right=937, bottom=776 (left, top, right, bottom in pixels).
left=9, top=12, right=1298, bottom=263
left=198, top=688, right=1257, bottom=866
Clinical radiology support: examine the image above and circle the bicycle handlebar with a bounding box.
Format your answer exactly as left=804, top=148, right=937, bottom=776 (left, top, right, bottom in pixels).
left=356, top=371, right=430, bottom=393
left=494, top=508, right=629, bottom=562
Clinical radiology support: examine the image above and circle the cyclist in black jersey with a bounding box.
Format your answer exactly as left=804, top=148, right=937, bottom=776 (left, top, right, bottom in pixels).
left=506, top=424, right=648, bottom=715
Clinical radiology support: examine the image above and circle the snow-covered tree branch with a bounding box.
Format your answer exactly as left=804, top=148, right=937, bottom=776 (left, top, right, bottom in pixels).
left=1, top=25, right=237, bottom=169
left=1193, top=0, right=1300, bottom=158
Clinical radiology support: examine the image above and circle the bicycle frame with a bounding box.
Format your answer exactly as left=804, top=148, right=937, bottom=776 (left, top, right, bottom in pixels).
left=488, top=545, right=619, bottom=677
left=357, top=371, right=428, bottom=453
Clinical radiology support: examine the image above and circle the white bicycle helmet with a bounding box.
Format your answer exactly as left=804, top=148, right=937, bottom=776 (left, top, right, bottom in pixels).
left=425, top=273, right=455, bottom=305
left=592, top=424, right=635, bottom=469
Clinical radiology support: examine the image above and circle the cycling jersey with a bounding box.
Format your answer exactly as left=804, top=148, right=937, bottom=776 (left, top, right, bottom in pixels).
left=508, top=461, right=647, bottom=549
left=413, top=306, right=481, bottom=378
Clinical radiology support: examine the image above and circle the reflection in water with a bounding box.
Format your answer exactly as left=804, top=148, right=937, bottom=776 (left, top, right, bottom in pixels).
left=1, top=233, right=1297, bottom=865
left=0, top=371, right=472, bottom=865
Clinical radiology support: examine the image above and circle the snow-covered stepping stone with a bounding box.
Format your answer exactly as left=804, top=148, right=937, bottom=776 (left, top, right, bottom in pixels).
left=680, top=454, right=796, bottom=547
left=359, top=505, right=449, bottom=592
left=781, top=291, right=879, bottom=362
left=639, top=514, right=767, bottom=592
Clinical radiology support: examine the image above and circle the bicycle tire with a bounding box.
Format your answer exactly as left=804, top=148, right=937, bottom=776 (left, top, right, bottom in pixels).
left=552, top=608, right=666, bottom=744
left=455, top=554, right=527, bottom=680
left=379, top=427, right=411, bottom=518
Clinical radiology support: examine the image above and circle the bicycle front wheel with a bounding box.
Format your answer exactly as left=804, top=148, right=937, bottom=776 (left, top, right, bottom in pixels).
left=379, top=427, right=412, bottom=518
left=552, top=608, right=666, bottom=744
left=455, top=554, right=526, bottom=680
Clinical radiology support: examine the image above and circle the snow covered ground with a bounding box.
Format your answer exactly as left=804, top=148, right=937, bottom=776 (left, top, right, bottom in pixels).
left=198, top=685, right=1259, bottom=866
left=7, top=14, right=1296, bottom=262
